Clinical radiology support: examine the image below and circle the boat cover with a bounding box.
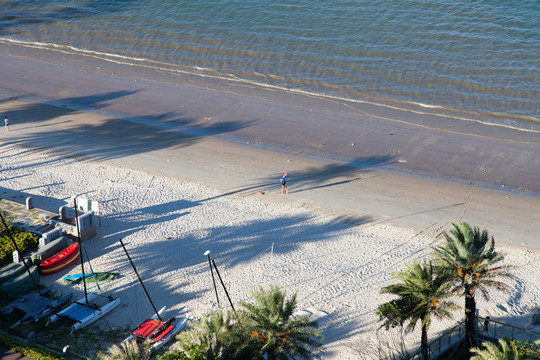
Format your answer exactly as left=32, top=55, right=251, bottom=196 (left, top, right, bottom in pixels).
left=133, top=318, right=175, bottom=341
left=0, top=265, right=40, bottom=299
left=60, top=302, right=100, bottom=322
left=1, top=290, right=72, bottom=325
left=0, top=260, right=33, bottom=285
left=64, top=272, right=119, bottom=284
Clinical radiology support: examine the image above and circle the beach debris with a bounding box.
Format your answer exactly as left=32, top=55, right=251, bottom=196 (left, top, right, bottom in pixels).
left=258, top=192, right=264, bottom=195
left=351, top=143, right=355, bottom=146
left=287, top=159, right=293, bottom=163
left=398, top=159, right=407, bottom=163
left=479, top=167, right=486, bottom=172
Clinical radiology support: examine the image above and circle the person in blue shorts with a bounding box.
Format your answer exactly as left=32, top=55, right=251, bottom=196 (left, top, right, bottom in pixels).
left=280, top=172, right=287, bottom=194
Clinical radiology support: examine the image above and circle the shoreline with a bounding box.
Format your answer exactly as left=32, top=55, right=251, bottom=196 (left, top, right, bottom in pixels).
left=2, top=37, right=539, bottom=133
left=0, top=41, right=539, bottom=198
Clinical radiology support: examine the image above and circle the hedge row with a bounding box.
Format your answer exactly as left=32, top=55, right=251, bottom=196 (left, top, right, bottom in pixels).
left=0, top=228, right=40, bottom=266
left=0, top=332, right=69, bottom=360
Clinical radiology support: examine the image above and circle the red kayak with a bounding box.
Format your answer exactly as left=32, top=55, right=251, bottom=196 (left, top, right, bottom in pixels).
left=40, top=243, right=80, bottom=275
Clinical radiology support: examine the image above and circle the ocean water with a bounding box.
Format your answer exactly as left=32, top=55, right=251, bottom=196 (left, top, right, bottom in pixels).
left=0, top=0, right=539, bottom=131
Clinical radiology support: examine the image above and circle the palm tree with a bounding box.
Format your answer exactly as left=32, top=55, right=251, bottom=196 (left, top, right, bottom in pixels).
left=432, top=222, right=513, bottom=359
left=238, top=285, right=323, bottom=360
left=377, top=259, right=456, bottom=360
left=190, top=308, right=245, bottom=359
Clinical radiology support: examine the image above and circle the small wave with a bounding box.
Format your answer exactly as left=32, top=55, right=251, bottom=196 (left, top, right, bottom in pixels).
left=414, top=102, right=443, bottom=109
left=0, top=37, right=149, bottom=62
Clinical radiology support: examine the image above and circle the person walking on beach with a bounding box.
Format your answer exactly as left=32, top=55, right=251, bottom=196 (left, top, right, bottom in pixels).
left=4, top=116, right=9, bottom=131
left=280, top=172, right=288, bottom=194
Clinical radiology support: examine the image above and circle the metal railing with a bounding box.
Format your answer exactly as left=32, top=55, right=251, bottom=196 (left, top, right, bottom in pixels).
left=410, top=315, right=540, bottom=360
left=477, top=315, right=540, bottom=344
left=410, top=320, right=465, bottom=360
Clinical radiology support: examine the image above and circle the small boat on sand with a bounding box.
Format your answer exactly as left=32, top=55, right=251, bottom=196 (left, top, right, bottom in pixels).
left=40, top=243, right=80, bottom=275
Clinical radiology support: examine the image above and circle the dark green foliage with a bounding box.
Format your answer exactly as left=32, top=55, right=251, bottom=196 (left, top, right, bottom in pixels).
left=238, top=285, right=323, bottom=360
left=504, top=338, right=540, bottom=359
left=0, top=332, right=69, bottom=360
left=377, top=260, right=456, bottom=360
left=470, top=338, right=540, bottom=360
left=157, top=343, right=218, bottom=360
left=189, top=308, right=249, bottom=359
left=185, top=286, right=323, bottom=360
left=0, top=227, right=40, bottom=265
left=376, top=299, right=412, bottom=330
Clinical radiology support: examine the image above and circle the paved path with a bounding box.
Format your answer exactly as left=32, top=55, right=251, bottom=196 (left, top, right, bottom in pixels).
left=0, top=198, right=56, bottom=235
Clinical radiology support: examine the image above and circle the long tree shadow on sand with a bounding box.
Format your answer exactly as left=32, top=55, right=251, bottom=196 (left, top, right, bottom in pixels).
left=103, top=211, right=372, bottom=282
left=199, top=155, right=396, bottom=202
left=283, top=155, right=395, bottom=193
left=98, top=211, right=374, bottom=346
left=5, top=92, right=252, bottom=161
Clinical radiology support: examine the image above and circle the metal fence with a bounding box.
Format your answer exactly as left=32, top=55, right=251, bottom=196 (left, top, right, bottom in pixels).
left=410, top=320, right=465, bottom=360
left=477, top=315, right=540, bottom=344
left=410, top=315, right=540, bottom=360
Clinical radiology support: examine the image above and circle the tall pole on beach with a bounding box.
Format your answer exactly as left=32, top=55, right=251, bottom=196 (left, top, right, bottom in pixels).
left=120, top=238, right=163, bottom=322
left=204, top=250, right=220, bottom=307
left=74, top=197, right=89, bottom=305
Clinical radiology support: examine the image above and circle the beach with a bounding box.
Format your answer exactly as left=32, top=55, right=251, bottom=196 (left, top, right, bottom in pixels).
left=1, top=45, right=540, bottom=358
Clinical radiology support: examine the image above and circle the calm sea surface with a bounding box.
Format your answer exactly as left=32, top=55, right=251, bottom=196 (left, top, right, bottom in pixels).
left=0, top=0, right=538, bottom=131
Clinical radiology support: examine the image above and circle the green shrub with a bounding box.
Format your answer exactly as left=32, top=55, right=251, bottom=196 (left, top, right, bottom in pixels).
left=503, top=338, right=540, bottom=357
left=0, top=332, right=68, bottom=360
left=0, top=228, right=40, bottom=266
left=157, top=343, right=218, bottom=360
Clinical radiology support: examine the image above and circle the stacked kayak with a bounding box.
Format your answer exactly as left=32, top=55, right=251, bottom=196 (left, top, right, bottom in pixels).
left=40, top=243, right=80, bottom=275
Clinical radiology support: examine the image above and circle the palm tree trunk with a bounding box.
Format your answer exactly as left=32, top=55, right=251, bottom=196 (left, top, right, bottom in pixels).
left=464, top=285, right=476, bottom=359
left=421, top=323, right=429, bottom=360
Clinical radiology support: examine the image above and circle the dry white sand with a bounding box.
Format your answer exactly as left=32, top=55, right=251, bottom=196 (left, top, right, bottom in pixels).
left=1, top=142, right=540, bottom=358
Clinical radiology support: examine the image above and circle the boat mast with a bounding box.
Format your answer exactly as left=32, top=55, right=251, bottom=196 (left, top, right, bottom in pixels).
left=119, top=238, right=163, bottom=322
left=0, top=212, right=42, bottom=296
left=73, top=198, right=89, bottom=305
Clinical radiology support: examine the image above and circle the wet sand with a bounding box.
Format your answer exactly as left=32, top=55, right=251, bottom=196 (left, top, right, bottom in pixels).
left=1, top=41, right=539, bottom=197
